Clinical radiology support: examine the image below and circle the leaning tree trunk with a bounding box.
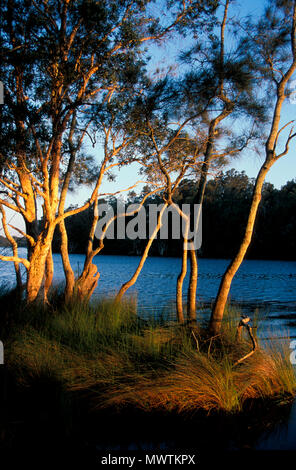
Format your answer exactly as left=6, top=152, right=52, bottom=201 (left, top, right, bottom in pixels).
left=209, top=162, right=272, bottom=335
left=75, top=260, right=100, bottom=301
left=72, top=198, right=101, bottom=301
left=209, top=22, right=296, bottom=334
left=115, top=203, right=168, bottom=302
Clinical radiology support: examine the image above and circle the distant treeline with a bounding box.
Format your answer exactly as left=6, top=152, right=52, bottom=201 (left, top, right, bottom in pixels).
left=52, top=170, right=296, bottom=261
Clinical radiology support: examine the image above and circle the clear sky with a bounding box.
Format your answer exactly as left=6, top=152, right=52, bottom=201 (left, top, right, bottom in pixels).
left=2, top=0, right=296, bottom=236
left=228, top=0, right=296, bottom=187
left=73, top=0, right=296, bottom=199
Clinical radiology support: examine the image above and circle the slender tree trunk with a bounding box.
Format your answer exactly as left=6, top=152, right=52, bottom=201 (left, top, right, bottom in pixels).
left=186, top=0, right=232, bottom=324
left=176, top=206, right=191, bottom=323
left=44, top=246, right=54, bottom=303
left=209, top=162, right=273, bottom=335
left=187, top=245, right=198, bottom=324
left=59, top=220, right=75, bottom=301
left=57, top=113, right=77, bottom=301
left=186, top=152, right=210, bottom=321
left=115, top=203, right=168, bottom=302
left=176, top=243, right=187, bottom=324
left=209, top=2, right=296, bottom=332
left=0, top=205, right=22, bottom=294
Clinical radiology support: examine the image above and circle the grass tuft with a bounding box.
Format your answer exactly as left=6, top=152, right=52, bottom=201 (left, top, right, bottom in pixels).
left=3, top=291, right=296, bottom=416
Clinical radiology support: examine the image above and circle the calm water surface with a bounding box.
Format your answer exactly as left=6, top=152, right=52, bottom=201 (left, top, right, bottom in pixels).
left=2, top=248, right=296, bottom=335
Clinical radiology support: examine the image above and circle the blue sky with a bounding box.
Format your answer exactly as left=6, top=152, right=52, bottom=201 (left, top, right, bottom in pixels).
left=2, top=0, right=296, bottom=235
left=70, top=0, right=296, bottom=203
left=228, top=0, right=296, bottom=187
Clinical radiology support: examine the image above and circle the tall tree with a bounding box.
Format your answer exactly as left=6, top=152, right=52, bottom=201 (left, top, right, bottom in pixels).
left=209, top=0, right=296, bottom=335
left=110, top=80, right=206, bottom=315
left=0, top=0, right=204, bottom=302
left=176, top=0, right=266, bottom=323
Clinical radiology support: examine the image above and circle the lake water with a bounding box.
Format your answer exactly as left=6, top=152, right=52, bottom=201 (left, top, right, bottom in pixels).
left=1, top=247, right=296, bottom=337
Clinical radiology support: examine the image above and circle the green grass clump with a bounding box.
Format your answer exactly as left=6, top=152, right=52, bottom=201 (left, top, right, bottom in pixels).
left=3, top=292, right=296, bottom=416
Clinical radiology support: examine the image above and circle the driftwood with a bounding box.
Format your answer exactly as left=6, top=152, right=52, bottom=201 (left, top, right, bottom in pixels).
left=191, top=329, right=200, bottom=351
left=207, top=334, right=221, bottom=358
left=234, top=316, right=257, bottom=366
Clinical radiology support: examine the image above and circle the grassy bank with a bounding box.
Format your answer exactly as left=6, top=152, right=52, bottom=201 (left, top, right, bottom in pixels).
left=2, top=290, right=296, bottom=418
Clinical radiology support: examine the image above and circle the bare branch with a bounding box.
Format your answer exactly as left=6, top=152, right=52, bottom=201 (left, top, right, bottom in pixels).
left=0, top=254, right=30, bottom=270
left=276, top=126, right=296, bottom=159
left=99, top=180, right=147, bottom=198
left=274, top=120, right=295, bottom=151
left=0, top=196, right=21, bottom=213
left=0, top=178, right=26, bottom=198
left=8, top=224, right=35, bottom=246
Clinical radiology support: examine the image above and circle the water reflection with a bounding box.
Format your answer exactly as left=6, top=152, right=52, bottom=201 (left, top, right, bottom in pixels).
left=88, top=399, right=296, bottom=453
left=255, top=399, right=296, bottom=450
left=1, top=250, right=296, bottom=335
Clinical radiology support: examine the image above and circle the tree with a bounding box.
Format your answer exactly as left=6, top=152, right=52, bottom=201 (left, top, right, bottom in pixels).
left=209, top=0, right=296, bottom=335
left=0, top=0, right=202, bottom=302
left=175, top=0, right=266, bottom=324
left=111, top=80, right=206, bottom=316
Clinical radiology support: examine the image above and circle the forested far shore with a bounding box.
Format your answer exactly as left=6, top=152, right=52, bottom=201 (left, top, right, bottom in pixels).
left=46, top=170, right=295, bottom=261
left=0, top=169, right=296, bottom=260
left=3, top=169, right=294, bottom=261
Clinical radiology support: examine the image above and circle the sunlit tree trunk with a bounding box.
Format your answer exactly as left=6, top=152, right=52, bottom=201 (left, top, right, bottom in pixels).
left=209, top=163, right=272, bottom=334
left=0, top=205, right=22, bottom=293
left=74, top=199, right=100, bottom=300
left=176, top=243, right=187, bottom=324
left=44, top=246, right=54, bottom=303
left=186, top=0, right=230, bottom=323
left=187, top=245, right=197, bottom=324
left=116, top=203, right=168, bottom=302
left=59, top=220, right=75, bottom=302
left=26, top=227, right=55, bottom=303
left=209, top=0, right=296, bottom=333
left=175, top=206, right=191, bottom=323
left=75, top=261, right=100, bottom=301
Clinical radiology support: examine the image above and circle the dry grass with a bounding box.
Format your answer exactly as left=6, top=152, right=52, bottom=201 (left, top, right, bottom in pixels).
left=99, top=341, right=296, bottom=415
left=102, top=353, right=241, bottom=414
left=5, top=297, right=296, bottom=416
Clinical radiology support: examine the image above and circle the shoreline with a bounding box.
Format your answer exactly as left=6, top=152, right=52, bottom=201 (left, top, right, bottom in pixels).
left=1, top=290, right=296, bottom=459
